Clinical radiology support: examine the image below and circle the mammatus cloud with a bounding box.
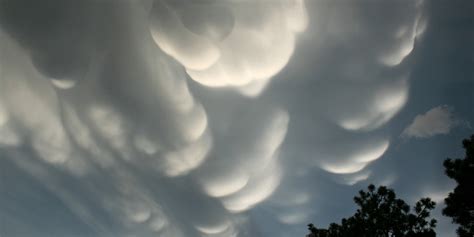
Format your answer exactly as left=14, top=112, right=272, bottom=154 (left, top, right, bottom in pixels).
left=279, top=0, right=427, bottom=183
left=320, top=140, right=390, bottom=174
left=149, top=0, right=308, bottom=97
left=0, top=0, right=442, bottom=237
left=402, top=105, right=460, bottom=138
left=336, top=79, right=409, bottom=132
left=0, top=1, right=299, bottom=236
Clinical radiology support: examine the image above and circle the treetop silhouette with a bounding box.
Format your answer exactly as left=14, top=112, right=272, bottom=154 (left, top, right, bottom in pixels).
left=307, top=184, right=436, bottom=237
left=443, top=134, right=474, bottom=237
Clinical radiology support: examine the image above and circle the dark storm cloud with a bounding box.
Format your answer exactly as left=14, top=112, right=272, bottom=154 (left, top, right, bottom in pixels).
left=0, top=0, right=114, bottom=83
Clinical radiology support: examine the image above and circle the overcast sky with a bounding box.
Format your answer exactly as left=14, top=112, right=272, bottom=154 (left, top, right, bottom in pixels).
left=0, top=1, right=473, bottom=237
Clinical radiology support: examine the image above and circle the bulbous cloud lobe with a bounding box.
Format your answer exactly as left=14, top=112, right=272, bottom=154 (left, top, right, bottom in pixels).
left=149, top=0, right=308, bottom=97
left=0, top=1, right=299, bottom=236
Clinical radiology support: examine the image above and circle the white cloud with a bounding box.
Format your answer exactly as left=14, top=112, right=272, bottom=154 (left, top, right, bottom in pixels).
left=402, top=105, right=459, bottom=138
left=320, top=140, right=390, bottom=174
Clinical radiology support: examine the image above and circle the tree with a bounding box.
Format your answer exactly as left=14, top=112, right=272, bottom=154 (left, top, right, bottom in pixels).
left=443, top=134, right=474, bottom=237
left=307, top=185, right=437, bottom=237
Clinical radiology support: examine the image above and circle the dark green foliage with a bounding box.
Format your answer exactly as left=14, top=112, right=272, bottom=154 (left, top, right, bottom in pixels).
left=307, top=185, right=437, bottom=237
left=443, top=135, right=474, bottom=237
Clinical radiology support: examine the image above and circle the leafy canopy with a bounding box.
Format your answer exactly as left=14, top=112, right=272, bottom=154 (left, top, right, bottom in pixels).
left=307, top=185, right=437, bottom=237
left=443, top=135, right=474, bottom=237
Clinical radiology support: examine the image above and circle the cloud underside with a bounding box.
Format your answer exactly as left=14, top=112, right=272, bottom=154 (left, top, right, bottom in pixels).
left=0, top=0, right=429, bottom=236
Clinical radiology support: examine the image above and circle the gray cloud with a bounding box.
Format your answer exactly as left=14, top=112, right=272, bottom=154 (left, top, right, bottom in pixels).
left=1, top=0, right=469, bottom=237
left=402, top=105, right=459, bottom=138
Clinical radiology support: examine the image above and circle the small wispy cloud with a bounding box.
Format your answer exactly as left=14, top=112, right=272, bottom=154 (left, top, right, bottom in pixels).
left=402, top=105, right=461, bottom=138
